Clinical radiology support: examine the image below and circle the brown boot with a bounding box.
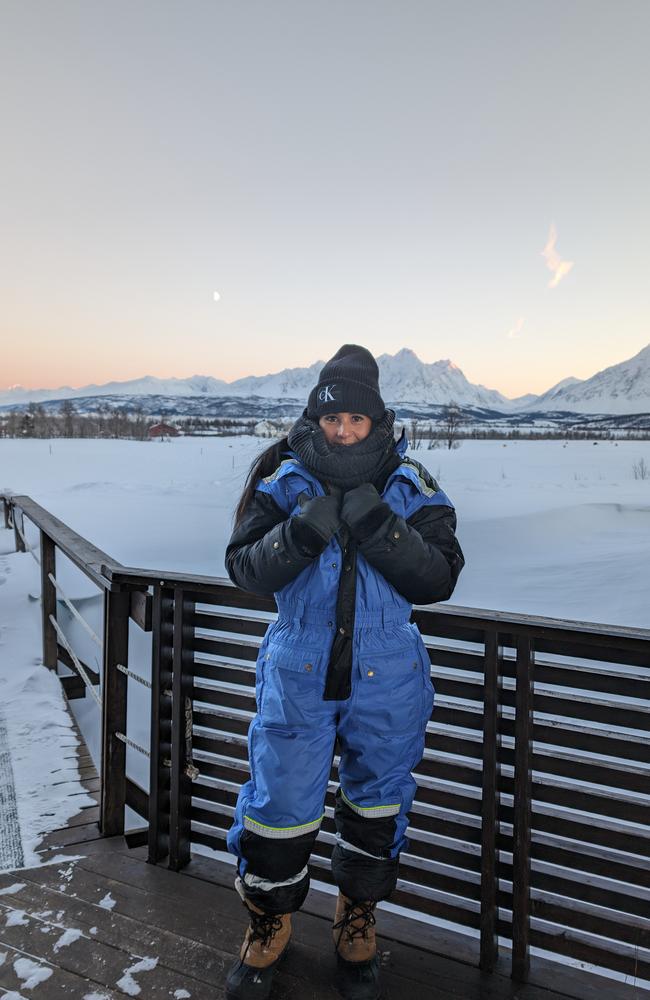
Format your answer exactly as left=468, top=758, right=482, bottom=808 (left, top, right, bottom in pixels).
left=333, top=892, right=377, bottom=962
left=225, top=881, right=292, bottom=999
left=332, top=893, right=381, bottom=998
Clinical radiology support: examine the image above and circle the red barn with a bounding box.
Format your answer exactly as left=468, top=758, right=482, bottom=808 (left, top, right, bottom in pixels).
left=148, top=421, right=180, bottom=439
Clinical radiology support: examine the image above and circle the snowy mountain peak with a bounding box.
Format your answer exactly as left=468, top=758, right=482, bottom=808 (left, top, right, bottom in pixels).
left=524, top=341, right=650, bottom=414
left=2, top=342, right=650, bottom=415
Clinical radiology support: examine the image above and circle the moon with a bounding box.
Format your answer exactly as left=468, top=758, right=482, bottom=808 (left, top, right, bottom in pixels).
left=213, top=291, right=221, bottom=302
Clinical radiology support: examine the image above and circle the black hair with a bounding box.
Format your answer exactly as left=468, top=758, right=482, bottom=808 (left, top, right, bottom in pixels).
left=234, top=436, right=290, bottom=526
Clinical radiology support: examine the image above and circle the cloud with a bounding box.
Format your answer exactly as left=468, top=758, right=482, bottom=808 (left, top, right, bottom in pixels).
left=541, top=224, right=574, bottom=288
left=507, top=316, right=525, bottom=339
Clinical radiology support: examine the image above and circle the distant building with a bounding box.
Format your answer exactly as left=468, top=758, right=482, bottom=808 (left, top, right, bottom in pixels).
left=148, top=421, right=180, bottom=439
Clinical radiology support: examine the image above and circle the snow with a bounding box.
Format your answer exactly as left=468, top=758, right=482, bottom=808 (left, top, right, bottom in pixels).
left=53, top=926, right=84, bottom=951
left=2, top=435, right=648, bottom=625
left=116, top=957, right=159, bottom=996
left=528, top=341, right=650, bottom=414
left=12, top=957, right=53, bottom=989
left=173, top=990, right=191, bottom=999
left=97, top=892, right=116, bottom=910
left=0, top=884, right=26, bottom=896
left=0, top=535, right=96, bottom=869
left=5, top=910, right=29, bottom=927
left=115, top=974, right=141, bottom=996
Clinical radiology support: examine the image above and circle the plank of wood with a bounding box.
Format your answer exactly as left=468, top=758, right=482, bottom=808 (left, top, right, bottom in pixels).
left=0, top=940, right=126, bottom=1000
left=3, top=837, right=632, bottom=1000
left=75, top=846, right=643, bottom=1000
left=0, top=877, right=232, bottom=986
left=63, top=805, right=100, bottom=830
left=0, top=859, right=343, bottom=998
left=36, top=821, right=104, bottom=852
left=2, top=853, right=498, bottom=1000
left=0, top=900, right=222, bottom=999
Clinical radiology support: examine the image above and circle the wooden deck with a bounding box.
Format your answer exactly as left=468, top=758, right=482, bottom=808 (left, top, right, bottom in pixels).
left=0, top=715, right=643, bottom=999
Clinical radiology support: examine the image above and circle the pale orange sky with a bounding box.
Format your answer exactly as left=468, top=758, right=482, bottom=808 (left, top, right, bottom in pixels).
left=2, top=2, right=649, bottom=398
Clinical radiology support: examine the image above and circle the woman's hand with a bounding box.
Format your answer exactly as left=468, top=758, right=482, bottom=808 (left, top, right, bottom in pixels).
left=341, top=483, right=391, bottom=540
left=296, top=492, right=342, bottom=545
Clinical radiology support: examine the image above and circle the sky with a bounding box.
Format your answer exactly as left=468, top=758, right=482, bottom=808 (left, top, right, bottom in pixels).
left=1, top=0, right=649, bottom=399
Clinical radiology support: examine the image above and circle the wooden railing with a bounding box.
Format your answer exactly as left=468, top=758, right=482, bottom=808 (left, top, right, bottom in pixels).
left=2, top=492, right=649, bottom=990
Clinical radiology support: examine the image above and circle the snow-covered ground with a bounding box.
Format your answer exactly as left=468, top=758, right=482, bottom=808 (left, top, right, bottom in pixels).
left=1, top=435, right=649, bottom=625
left=1, top=434, right=649, bottom=870
left=0, top=534, right=95, bottom=869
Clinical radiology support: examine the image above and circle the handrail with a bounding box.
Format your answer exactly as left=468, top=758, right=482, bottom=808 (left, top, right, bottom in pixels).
left=5, top=493, right=649, bottom=648
left=4, top=494, right=123, bottom=590
left=104, top=566, right=650, bottom=647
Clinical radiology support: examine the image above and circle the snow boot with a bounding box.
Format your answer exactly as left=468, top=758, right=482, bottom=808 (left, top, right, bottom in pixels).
left=332, top=893, right=381, bottom=1000
left=225, top=879, right=292, bottom=1000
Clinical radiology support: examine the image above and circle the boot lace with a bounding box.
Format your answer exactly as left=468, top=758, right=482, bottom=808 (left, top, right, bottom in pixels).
left=246, top=909, right=285, bottom=952
left=333, top=899, right=377, bottom=948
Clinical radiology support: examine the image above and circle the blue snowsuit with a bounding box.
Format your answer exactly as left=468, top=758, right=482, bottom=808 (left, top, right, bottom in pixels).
left=225, top=436, right=464, bottom=913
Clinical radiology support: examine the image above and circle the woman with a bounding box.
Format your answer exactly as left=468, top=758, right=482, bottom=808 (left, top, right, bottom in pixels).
left=224, top=344, right=464, bottom=1000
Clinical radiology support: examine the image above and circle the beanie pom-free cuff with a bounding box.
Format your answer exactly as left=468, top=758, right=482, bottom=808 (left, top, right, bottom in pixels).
left=306, top=378, right=385, bottom=421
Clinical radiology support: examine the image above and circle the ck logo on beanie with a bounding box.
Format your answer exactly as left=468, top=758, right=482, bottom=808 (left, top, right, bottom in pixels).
left=318, top=384, right=338, bottom=403
left=306, top=344, right=386, bottom=420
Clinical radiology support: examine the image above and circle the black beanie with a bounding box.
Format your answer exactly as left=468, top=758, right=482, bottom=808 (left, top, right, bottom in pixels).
left=306, top=344, right=385, bottom=421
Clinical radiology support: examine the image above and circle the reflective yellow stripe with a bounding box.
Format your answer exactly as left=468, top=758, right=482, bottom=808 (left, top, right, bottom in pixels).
left=243, top=813, right=324, bottom=839
left=340, top=789, right=400, bottom=819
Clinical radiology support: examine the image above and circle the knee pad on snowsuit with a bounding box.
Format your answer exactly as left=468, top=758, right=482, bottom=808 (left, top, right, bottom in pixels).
left=234, top=827, right=315, bottom=914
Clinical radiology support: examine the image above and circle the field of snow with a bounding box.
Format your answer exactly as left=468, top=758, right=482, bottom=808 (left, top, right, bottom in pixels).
left=1, top=434, right=649, bottom=626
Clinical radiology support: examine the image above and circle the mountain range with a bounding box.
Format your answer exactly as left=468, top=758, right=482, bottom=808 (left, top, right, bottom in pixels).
left=2, top=343, right=650, bottom=416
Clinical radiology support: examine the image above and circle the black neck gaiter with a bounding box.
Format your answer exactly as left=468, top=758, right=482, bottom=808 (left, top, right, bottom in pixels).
left=287, top=409, right=400, bottom=491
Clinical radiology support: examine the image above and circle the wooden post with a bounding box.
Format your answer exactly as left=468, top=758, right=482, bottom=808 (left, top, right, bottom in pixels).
left=168, top=587, right=195, bottom=871
left=13, top=508, right=26, bottom=553
left=511, top=634, right=534, bottom=981
left=480, top=629, right=502, bottom=971
left=148, top=583, right=174, bottom=863
left=40, top=531, right=58, bottom=670
left=2, top=497, right=11, bottom=530
left=99, top=587, right=130, bottom=836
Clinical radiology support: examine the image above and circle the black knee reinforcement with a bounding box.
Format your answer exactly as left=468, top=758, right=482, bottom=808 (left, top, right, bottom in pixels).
left=240, top=868, right=310, bottom=915
left=331, top=842, right=399, bottom=902
left=238, top=828, right=316, bottom=914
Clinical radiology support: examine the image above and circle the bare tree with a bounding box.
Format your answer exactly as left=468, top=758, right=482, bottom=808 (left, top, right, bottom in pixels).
left=409, top=418, right=423, bottom=450
left=59, top=399, right=76, bottom=437
left=442, top=400, right=463, bottom=450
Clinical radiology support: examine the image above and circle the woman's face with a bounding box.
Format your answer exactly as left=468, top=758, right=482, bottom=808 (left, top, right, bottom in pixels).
left=318, top=412, right=372, bottom=446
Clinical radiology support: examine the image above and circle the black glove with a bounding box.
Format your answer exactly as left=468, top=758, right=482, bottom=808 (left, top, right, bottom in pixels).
left=295, top=492, right=341, bottom=545
left=341, top=483, right=392, bottom=540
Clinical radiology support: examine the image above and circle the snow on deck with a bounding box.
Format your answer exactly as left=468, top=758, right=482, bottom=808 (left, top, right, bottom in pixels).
left=0, top=538, right=96, bottom=870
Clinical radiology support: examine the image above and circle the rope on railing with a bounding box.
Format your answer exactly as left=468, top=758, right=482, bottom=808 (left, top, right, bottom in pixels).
left=114, top=731, right=152, bottom=758
left=13, top=514, right=41, bottom=566
left=116, top=663, right=152, bottom=689
left=47, top=572, right=102, bottom=648
left=49, top=614, right=102, bottom=708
